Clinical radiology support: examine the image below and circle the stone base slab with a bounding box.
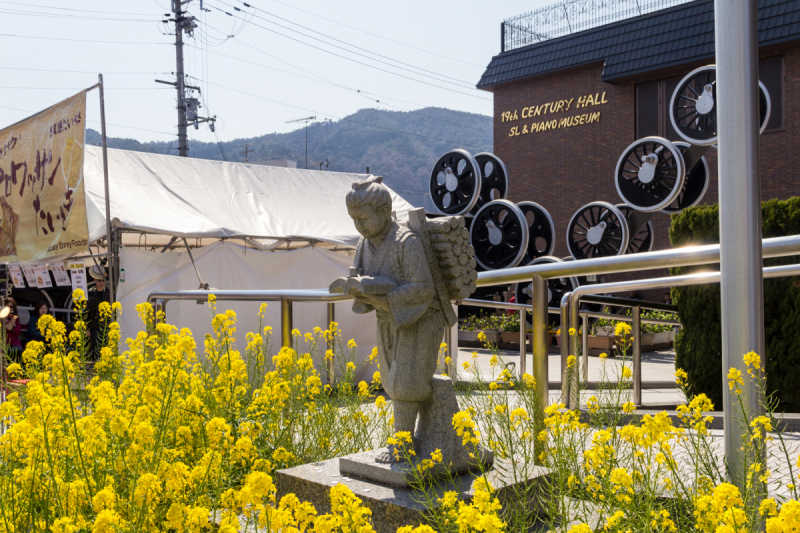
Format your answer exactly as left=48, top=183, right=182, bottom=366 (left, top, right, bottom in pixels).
left=275, top=457, right=552, bottom=533
left=339, top=447, right=493, bottom=489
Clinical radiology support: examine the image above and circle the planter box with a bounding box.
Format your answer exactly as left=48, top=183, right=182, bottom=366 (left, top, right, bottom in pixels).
left=555, top=334, right=617, bottom=352
left=458, top=330, right=502, bottom=345
left=500, top=331, right=523, bottom=344
left=640, top=333, right=656, bottom=346
left=653, top=332, right=670, bottom=345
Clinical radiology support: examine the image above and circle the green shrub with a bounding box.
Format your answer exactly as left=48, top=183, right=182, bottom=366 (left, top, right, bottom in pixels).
left=669, top=197, right=800, bottom=411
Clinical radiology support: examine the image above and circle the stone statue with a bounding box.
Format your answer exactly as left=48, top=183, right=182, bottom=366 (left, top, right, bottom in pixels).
left=331, top=176, right=489, bottom=486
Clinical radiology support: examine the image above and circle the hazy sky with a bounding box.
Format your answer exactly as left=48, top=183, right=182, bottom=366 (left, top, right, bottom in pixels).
left=1, top=0, right=551, bottom=149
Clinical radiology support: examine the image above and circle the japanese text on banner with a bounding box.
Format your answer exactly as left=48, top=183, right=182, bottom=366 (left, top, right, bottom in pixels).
left=0, top=90, right=90, bottom=262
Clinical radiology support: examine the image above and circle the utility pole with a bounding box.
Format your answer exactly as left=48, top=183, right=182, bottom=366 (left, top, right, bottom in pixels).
left=159, top=1, right=216, bottom=157
left=173, top=0, right=189, bottom=156
left=286, top=116, right=315, bottom=168
left=242, top=143, right=253, bottom=162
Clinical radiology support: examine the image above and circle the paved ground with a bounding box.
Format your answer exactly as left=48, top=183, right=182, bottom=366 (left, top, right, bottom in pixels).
left=454, top=346, right=686, bottom=408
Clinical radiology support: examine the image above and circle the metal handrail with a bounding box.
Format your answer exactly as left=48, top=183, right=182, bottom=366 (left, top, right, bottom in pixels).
left=475, top=235, right=800, bottom=287
left=579, top=295, right=677, bottom=313
left=147, top=234, right=800, bottom=404
left=561, top=263, right=800, bottom=408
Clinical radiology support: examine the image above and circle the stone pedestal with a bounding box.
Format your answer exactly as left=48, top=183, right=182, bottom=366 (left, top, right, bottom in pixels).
left=339, top=376, right=494, bottom=488
left=275, top=457, right=552, bottom=533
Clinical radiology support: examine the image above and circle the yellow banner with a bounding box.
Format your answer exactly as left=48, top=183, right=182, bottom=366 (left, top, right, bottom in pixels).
left=0, top=90, right=89, bottom=261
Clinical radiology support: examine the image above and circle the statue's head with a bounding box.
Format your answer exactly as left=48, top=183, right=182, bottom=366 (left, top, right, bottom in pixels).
left=346, top=176, right=392, bottom=239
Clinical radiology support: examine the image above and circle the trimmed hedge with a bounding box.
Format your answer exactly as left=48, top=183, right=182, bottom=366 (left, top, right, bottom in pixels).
left=669, top=197, right=800, bottom=411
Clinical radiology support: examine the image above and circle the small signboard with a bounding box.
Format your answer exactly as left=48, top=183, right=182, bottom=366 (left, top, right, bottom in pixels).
left=21, top=265, right=39, bottom=288
left=33, top=265, right=53, bottom=288
left=52, top=263, right=71, bottom=287
left=68, top=260, right=87, bottom=294
left=8, top=265, right=25, bottom=287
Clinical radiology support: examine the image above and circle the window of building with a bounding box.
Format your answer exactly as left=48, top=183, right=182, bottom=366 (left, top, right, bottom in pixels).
left=636, top=56, right=784, bottom=139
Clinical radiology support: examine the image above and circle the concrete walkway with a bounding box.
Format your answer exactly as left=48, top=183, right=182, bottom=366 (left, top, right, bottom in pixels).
left=454, top=346, right=686, bottom=408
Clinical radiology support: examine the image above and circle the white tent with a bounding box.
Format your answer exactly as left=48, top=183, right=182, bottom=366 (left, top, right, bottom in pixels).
left=79, top=146, right=416, bottom=372
left=82, top=145, right=414, bottom=248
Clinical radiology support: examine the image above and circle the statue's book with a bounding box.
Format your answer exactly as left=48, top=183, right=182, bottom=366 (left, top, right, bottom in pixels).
left=329, top=275, right=396, bottom=295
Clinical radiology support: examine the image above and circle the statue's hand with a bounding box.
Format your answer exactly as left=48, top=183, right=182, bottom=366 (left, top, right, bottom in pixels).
left=358, top=293, right=390, bottom=313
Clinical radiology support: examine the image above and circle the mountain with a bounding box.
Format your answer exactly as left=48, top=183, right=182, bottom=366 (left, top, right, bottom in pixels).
left=85, top=107, right=492, bottom=208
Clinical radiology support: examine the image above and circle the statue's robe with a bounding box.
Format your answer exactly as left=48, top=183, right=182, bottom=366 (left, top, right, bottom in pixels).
left=353, top=221, right=444, bottom=403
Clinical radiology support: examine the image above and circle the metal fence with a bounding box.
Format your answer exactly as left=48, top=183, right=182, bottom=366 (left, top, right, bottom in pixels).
left=502, top=0, right=693, bottom=52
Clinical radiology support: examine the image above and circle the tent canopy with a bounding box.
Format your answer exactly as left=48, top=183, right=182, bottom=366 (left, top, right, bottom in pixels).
left=83, top=146, right=414, bottom=248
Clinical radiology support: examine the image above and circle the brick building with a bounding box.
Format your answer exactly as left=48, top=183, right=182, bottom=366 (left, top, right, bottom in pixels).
left=477, top=0, right=800, bottom=263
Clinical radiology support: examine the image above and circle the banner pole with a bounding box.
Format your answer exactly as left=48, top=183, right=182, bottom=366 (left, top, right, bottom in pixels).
left=97, top=74, right=115, bottom=305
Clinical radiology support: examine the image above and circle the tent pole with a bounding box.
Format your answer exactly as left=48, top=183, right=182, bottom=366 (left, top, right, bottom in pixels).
left=98, top=74, right=114, bottom=304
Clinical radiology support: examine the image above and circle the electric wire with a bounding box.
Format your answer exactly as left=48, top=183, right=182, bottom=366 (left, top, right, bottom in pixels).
left=203, top=4, right=490, bottom=101
left=0, top=0, right=162, bottom=16
left=0, top=104, right=177, bottom=137
left=0, top=33, right=168, bottom=45
left=185, top=42, right=489, bottom=134
left=0, top=66, right=163, bottom=75
left=214, top=0, right=476, bottom=88
left=0, top=8, right=157, bottom=22
left=0, top=87, right=171, bottom=90
left=246, top=0, right=485, bottom=68
left=203, top=80, right=489, bottom=149
left=194, top=22, right=489, bottom=131
left=184, top=35, right=489, bottom=134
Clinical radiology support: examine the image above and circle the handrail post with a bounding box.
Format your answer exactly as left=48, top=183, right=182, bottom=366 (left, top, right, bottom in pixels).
left=281, top=299, right=293, bottom=348
left=570, top=294, right=581, bottom=409
left=560, top=294, right=571, bottom=406
left=327, top=302, right=335, bottom=385
left=716, top=0, right=765, bottom=489
left=154, top=299, right=166, bottom=325
left=531, top=275, right=549, bottom=410
left=581, top=313, right=589, bottom=382
left=519, top=309, right=526, bottom=377
left=633, top=305, right=642, bottom=406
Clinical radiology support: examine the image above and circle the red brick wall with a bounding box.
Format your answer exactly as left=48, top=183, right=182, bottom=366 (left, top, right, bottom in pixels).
left=490, top=46, right=800, bottom=297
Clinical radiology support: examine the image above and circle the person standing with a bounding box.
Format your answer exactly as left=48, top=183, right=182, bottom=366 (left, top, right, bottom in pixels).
left=87, top=277, right=109, bottom=358
left=27, top=301, right=50, bottom=344
left=3, top=297, right=22, bottom=363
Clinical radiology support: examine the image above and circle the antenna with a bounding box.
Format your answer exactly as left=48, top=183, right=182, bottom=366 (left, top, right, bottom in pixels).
left=242, top=143, right=254, bottom=162
left=286, top=115, right=316, bottom=169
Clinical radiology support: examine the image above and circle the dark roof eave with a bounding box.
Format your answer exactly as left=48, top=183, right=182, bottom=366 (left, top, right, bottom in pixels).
left=476, top=0, right=800, bottom=90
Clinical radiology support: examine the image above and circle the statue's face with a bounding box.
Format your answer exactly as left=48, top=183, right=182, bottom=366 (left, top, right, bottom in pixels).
left=348, top=205, right=391, bottom=239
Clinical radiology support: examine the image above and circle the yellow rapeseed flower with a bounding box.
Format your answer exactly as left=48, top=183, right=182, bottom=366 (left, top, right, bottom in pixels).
left=728, top=367, right=744, bottom=394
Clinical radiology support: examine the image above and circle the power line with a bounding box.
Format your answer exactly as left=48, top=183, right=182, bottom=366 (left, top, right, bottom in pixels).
left=0, top=33, right=168, bottom=45
left=214, top=0, right=477, bottom=88
left=0, top=8, right=157, bottom=22
left=203, top=4, right=490, bottom=101
left=0, top=66, right=163, bottom=75
left=0, top=104, right=176, bottom=137
left=204, top=81, right=488, bottom=149
left=0, top=86, right=172, bottom=90
left=0, top=86, right=171, bottom=90
left=248, top=0, right=485, bottom=68
left=0, top=1, right=162, bottom=16
left=185, top=41, right=490, bottom=133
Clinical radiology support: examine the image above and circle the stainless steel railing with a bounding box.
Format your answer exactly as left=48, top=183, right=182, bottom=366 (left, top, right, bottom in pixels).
left=560, top=263, right=800, bottom=408
left=148, top=234, right=800, bottom=406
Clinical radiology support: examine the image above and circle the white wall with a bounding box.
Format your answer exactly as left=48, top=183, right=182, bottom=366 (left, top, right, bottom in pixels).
left=116, top=242, right=378, bottom=379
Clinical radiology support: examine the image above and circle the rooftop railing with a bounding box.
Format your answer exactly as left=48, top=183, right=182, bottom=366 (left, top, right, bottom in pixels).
left=501, top=0, right=694, bottom=52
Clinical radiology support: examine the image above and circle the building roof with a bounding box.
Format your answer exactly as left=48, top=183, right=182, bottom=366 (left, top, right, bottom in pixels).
left=477, top=0, right=800, bottom=89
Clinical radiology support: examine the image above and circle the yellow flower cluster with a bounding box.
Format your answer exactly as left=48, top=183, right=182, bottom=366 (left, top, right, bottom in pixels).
left=0, top=291, right=393, bottom=533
